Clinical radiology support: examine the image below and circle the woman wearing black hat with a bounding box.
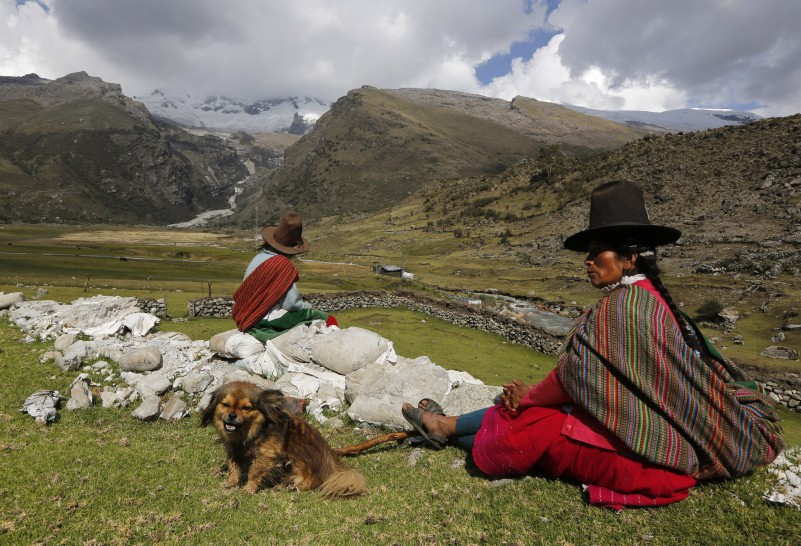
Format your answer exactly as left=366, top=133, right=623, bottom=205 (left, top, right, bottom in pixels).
left=401, top=180, right=784, bottom=510
left=232, top=212, right=336, bottom=341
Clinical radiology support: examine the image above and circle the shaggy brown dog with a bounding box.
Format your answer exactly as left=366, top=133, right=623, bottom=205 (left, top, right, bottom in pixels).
left=201, top=381, right=366, bottom=497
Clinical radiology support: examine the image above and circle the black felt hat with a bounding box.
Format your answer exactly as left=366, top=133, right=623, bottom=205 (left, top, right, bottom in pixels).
left=563, top=180, right=681, bottom=252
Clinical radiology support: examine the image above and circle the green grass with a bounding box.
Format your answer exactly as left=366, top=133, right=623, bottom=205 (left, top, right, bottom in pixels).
left=2, top=224, right=801, bottom=544
left=2, top=316, right=801, bottom=545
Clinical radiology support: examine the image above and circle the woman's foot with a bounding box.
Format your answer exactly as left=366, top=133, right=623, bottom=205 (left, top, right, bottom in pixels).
left=402, top=402, right=457, bottom=449
left=418, top=398, right=445, bottom=416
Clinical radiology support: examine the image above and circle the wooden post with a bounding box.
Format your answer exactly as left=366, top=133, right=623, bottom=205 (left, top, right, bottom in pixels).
left=207, top=281, right=212, bottom=298
left=83, top=273, right=92, bottom=292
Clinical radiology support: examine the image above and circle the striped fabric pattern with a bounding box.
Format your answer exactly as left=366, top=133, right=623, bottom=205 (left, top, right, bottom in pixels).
left=232, top=255, right=299, bottom=333
left=557, top=285, right=784, bottom=480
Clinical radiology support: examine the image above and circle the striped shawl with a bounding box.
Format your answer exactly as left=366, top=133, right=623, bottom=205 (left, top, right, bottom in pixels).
left=557, top=285, right=784, bottom=480
left=232, top=255, right=299, bottom=333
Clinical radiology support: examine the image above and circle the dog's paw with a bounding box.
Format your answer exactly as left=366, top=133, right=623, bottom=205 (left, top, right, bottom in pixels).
left=242, top=482, right=260, bottom=494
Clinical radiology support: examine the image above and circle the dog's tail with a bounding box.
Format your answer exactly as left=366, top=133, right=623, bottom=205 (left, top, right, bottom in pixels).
left=318, top=467, right=367, bottom=498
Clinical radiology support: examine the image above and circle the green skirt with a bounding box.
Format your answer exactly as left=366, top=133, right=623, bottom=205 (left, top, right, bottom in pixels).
left=247, top=309, right=329, bottom=342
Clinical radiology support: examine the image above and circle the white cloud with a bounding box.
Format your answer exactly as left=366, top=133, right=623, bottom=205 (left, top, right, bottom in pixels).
left=480, top=34, right=687, bottom=112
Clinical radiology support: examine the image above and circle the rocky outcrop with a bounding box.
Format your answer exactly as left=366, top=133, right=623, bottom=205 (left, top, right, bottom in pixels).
left=8, top=296, right=498, bottom=430
left=0, top=72, right=249, bottom=224
left=0, top=72, right=150, bottom=122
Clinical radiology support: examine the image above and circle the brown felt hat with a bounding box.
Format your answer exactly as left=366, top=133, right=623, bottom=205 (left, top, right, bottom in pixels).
left=563, top=180, right=681, bottom=252
left=261, top=212, right=310, bottom=255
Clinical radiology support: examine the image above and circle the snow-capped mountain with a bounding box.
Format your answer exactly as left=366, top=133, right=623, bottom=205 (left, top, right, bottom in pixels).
left=561, top=104, right=762, bottom=132
left=135, top=89, right=330, bottom=134
left=135, top=86, right=762, bottom=136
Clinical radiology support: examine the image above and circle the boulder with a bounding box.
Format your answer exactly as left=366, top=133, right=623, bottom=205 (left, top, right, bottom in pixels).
left=135, top=372, right=171, bottom=398
left=100, top=388, right=125, bottom=409
left=119, top=346, right=163, bottom=372
left=63, top=340, right=89, bottom=363
left=54, top=351, right=81, bottom=372
left=761, top=346, right=800, bottom=360
left=160, top=392, right=187, bottom=420
left=132, top=395, right=162, bottom=421
left=175, top=370, right=214, bottom=394
left=54, top=333, right=78, bottom=351
left=66, top=374, right=93, bottom=410
left=312, top=326, right=391, bottom=375
left=718, top=307, right=739, bottom=330
left=0, top=292, right=25, bottom=310
left=346, top=356, right=450, bottom=428
left=442, top=383, right=502, bottom=416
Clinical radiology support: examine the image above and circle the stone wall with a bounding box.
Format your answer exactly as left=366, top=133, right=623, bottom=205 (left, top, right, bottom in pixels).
left=188, top=296, right=232, bottom=319
left=187, top=290, right=564, bottom=354
left=185, top=291, right=801, bottom=414
left=135, top=297, right=166, bottom=318
left=763, top=382, right=801, bottom=412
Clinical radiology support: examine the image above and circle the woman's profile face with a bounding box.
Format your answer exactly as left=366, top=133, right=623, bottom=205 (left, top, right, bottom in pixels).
left=584, top=241, right=635, bottom=289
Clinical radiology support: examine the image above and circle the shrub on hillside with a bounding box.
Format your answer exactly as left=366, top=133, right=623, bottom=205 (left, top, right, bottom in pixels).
left=696, top=299, right=725, bottom=322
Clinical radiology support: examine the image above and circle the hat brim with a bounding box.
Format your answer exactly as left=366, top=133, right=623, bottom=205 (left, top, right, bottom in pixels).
left=261, top=225, right=310, bottom=255
left=563, top=223, right=681, bottom=252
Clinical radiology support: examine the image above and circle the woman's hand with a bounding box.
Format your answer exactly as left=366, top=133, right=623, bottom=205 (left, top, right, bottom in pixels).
left=502, top=379, right=532, bottom=413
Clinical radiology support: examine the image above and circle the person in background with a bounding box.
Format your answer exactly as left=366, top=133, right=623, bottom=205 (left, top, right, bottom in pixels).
left=232, top=212, right=337, bottom=342
left=401, top=180, right=784, bottom=510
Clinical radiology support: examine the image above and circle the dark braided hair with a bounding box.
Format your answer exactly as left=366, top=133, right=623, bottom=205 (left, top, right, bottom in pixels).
left=615, top=240, right=708, bottom=357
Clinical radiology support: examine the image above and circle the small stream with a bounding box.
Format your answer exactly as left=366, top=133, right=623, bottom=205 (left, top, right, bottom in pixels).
left=468, top=291, right=576, bottom=337
left=169, top=176, right=249, bottom=228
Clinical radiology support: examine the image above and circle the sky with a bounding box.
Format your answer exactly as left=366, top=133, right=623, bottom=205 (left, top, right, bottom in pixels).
left=2, top=0, right=799, bottom=117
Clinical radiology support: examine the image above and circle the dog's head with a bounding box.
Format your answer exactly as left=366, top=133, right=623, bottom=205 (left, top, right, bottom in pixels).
left=201, top=381, right=287, bottom=443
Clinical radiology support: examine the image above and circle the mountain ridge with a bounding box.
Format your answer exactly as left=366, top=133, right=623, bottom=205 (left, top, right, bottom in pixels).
left=247, top=86, right=645, bottom=220
left=132, top=85, right=764, bottom=136
left=0, top=72, right=248, bottom=224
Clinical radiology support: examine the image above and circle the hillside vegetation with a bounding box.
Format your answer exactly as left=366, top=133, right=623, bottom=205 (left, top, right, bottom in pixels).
left=249, top=87, right=643, bottom=219
left=300, top=115, right=801, bottom=376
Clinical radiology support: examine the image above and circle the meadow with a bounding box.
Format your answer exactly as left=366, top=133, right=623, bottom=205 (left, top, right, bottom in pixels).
left=1, top=224, right=800, bottom=545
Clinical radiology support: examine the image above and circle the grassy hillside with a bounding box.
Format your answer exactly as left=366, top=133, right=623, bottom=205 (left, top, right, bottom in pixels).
left=0, top=226, right=800, bottom=544
left=1, top=222, right=798, bottom=381
left=255, top=87, right=541, bottom=219
left=300, top=116, right=801, bottom=376
left=247, top=87, right=644, bottom=222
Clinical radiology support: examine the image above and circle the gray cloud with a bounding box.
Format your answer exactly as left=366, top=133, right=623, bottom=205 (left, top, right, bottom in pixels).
left=2, top=0, right=798, bottom=115
left=550, top=0, right=801, bottom=114
left=39, top=0, right=547, bottom=101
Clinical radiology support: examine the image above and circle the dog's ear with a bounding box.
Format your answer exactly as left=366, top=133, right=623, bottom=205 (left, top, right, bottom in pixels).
left=256, top=389, right=288, bottom=424
left=200, top=386, right=224, bottom=427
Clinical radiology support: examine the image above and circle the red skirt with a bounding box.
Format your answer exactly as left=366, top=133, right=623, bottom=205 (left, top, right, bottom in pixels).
left=472, top=404, right=696, bottom=510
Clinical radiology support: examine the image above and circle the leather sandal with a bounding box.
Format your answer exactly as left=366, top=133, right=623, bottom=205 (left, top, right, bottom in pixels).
left=402, top=406, right=447, bottom=450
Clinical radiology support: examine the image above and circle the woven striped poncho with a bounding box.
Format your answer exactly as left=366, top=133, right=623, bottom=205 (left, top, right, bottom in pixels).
left=557, top=285, right=784, bottom=480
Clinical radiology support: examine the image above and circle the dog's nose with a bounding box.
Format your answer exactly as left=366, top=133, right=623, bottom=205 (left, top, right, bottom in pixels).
left=227, top=412, right=238, bottom=421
